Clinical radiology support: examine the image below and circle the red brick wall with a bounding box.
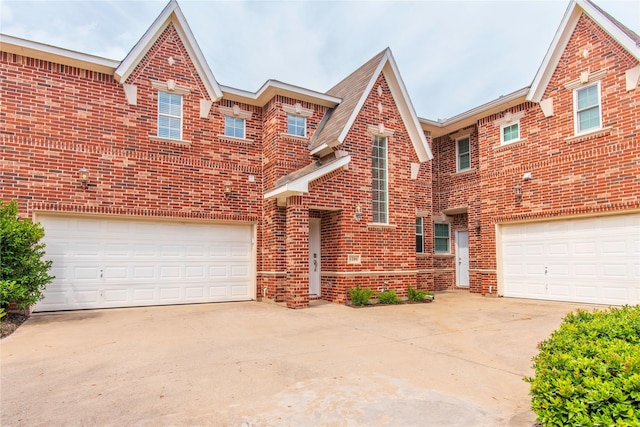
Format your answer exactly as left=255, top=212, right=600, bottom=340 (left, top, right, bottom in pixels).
left=433, top=13, right=640, bottom=295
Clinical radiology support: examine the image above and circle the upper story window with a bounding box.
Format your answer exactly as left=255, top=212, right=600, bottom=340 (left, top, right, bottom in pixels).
left=574, top=82, right=601, bottom=134
left=501, top=122, right=520, bottom=144
left=225, top=116, right=245, bottom=139
left=287, top=114, right=306, bottom=137
left=434, top=223, right=450, bottom=254
left=416, top=218, right=424, bottom=253
left=372, top=134, right=388, bottom=224
left=456, top=136, right=471, bottom=171
left=158, top=91, right=183, bottom=140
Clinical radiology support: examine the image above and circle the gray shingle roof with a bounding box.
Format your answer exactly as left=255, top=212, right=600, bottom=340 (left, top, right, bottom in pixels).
left=309, top=49, right=388, bottom=151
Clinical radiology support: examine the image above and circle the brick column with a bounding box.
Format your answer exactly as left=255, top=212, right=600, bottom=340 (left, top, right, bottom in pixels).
left=285, top=196, right=309, bottom=308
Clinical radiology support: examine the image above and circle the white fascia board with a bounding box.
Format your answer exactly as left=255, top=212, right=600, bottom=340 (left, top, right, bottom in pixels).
left=114, top=0, right=222, bottom=101
left=221, top=81, right=341, bottom=108
left=577, top=0, right=640, bottom=61
left=382, top=58, right=433, bottom=162
left=0, top=34, right=119, bottom=73
left=420, top=87, right=529, bottom=138
left=335, top=49, right=391, bottom=144
left=264, top=155, right=351, bottom=200
left=527, top=3, right=581, bottom=102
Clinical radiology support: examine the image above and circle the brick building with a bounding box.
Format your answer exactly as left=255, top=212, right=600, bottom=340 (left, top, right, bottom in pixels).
left=1, top=0, right=638, bottom=311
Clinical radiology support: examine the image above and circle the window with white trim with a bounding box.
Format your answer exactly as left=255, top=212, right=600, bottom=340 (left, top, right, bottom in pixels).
left=416, top=218, right=424, bottom=253
left=158, top=91, right=182, bottom=140
left=372, top=135, right=388, bottom=223
left=501, top=122, right=520, bottom=144
left=287, top=114, right=306, bottom=137
left=434, top=223, right=450, bottom=254
left=456, top=136, right=470, bottom=171
left=574, top=82, right=601, bottom=134
left=225, top=116, right=245, bottom=139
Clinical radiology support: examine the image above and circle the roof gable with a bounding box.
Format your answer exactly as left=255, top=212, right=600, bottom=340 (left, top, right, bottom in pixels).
left=527, top=0, right=640, bottom=102
left=114, top=0, right=222, bottom=102
left=311, top=48, right=432, bottom=162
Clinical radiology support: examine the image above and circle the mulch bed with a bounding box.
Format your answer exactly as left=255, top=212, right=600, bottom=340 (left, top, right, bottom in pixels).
left=1, top=313, right=29, bottom=339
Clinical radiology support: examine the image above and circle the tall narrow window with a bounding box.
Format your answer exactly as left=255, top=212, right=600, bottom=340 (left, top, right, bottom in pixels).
left=416, top=218, right=424, bottom=253
left=287, top=114, right=306, bottom=137
left=225, top=116, right=245, bottom=139
left=575, top=83, right=601, bottom=133
left=372, top=135, right=388, bottom=223
left=456, top=137, right=470, bottom=171
left=158, top=91, right=182, bottom=140
left=434, top=223, right=450, bottom=253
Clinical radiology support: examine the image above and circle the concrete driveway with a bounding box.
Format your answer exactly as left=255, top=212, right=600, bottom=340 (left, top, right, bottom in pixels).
left=1, top=292, right=604, bottom=426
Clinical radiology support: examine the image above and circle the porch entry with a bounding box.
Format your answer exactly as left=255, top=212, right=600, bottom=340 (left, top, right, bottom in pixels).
left=456, top=230, right=470, bottom=288
left=309, top=218, right=321, bottom=295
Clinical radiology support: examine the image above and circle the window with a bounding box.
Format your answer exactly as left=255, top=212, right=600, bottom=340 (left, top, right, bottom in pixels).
left=456, top=137, right=470, bottom=171
left=434, top=223, right=450, bottom=253
left=225, top=116, right=245, bottom=139
left=575, top=83, right=601, bottom=134
left=501, top=122, right=520, bottom=144
left=287, top=114, right=306, bottom=137
left=158, top=91, right=182, bottom=140
left=372, top=135, right=388, bottom=223
left=416, top=218, right=424, bottom=253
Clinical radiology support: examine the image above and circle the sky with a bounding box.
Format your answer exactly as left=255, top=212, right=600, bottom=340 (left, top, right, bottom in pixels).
left=1, top=0, right=639, bottom=120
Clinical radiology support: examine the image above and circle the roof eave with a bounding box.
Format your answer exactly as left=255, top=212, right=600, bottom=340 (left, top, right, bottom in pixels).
left=221, top=81, right=341, bottom=108
left=420, top=87, right=529, bottom=138
left=114, top=0, right=222, bottom=101
left=0, top=34, right=119, bottom=74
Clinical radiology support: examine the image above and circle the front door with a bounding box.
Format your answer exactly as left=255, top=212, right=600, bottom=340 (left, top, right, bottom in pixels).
left=456, top=230, right=470, bottom=288
left=309, top=218, right=321, bottom=296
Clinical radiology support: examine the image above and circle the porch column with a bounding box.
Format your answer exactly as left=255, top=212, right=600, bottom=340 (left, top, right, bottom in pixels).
left=285, top=196, right=309, bottom=308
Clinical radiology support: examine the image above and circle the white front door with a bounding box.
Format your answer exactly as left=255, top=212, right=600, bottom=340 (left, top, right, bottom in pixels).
left=456, top=230, right=470, bottom=288
left=309, top=218, right=321, bottom=296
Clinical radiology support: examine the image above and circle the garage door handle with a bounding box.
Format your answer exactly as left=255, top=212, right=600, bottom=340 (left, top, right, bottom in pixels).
left=545, top=267, right=547, bottom=275
left=100, top=269, right=104, bottom=278
left=313, top=259, right=317, bottom=272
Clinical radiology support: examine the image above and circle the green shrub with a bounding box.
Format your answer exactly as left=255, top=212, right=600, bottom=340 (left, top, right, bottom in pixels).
left=348, top=284, right=374, bottom=306
left=526, top=306, right=640, bottom=426
left=407, top=286, right=433, bottom=302
left=0, top=200, right=54, bottom=309
left=377, top=289, right=401, bottom=304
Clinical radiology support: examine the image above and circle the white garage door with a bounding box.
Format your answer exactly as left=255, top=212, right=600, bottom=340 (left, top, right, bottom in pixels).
left=35, top=215, right=255, bottom=312
left=500, top=213, right=640, bottom=305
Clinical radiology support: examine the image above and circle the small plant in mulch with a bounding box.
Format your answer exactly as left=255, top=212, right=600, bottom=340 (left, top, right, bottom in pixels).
left=1, top=312, right=29, bottom=339
left=407, top=286, right=434, bottom=302
left=348, top=284, right=374, bottom=306
left=377, top=289, right=402, bottom=304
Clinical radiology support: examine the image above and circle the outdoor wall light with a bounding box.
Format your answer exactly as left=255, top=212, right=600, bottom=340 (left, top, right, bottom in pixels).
left=78, top=168, right=89, bottom=189
left=474, top=220, right=481, bottom=234
left=224, top=182, right=232, bottom=196
left=354, top=204, right=362, bottom=221
left=514, top=183, right=523, bottom=199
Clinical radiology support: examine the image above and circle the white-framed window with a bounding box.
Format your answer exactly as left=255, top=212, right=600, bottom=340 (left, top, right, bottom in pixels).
left=456, top=136, right=471, bottom=171
left=225, top=116, right=245, bottom=139
left=501, top=122, right=520, bottom=144
left=158, top=91, right=183, bottom=140
left=372, top=134, right=388, bottom=224
left=434, top=223, right=450, bottom=254
left=416, top=217, right=424, bottom=253
left=574, top=82, right=601, bottom=134
left=287, top=114, right=306, bottom=137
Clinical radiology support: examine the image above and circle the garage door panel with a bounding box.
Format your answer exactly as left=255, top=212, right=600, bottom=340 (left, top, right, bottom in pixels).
left=501, top=213, right=639, bottom=305
left=36, top=216, right=255, bottom=311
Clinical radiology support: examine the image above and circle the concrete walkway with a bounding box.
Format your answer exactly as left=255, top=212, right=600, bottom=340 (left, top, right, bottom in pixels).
left=1, top=292, right=604, bottom=426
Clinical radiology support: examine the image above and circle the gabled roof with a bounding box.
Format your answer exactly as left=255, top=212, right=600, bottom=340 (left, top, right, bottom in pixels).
left=310, top=48, right=432, bottom=162
left=221, top=80, right=341, bottom=108
left=114, top=0, right=223, bottom=102
left=527, top=0, right=640, bottom=102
